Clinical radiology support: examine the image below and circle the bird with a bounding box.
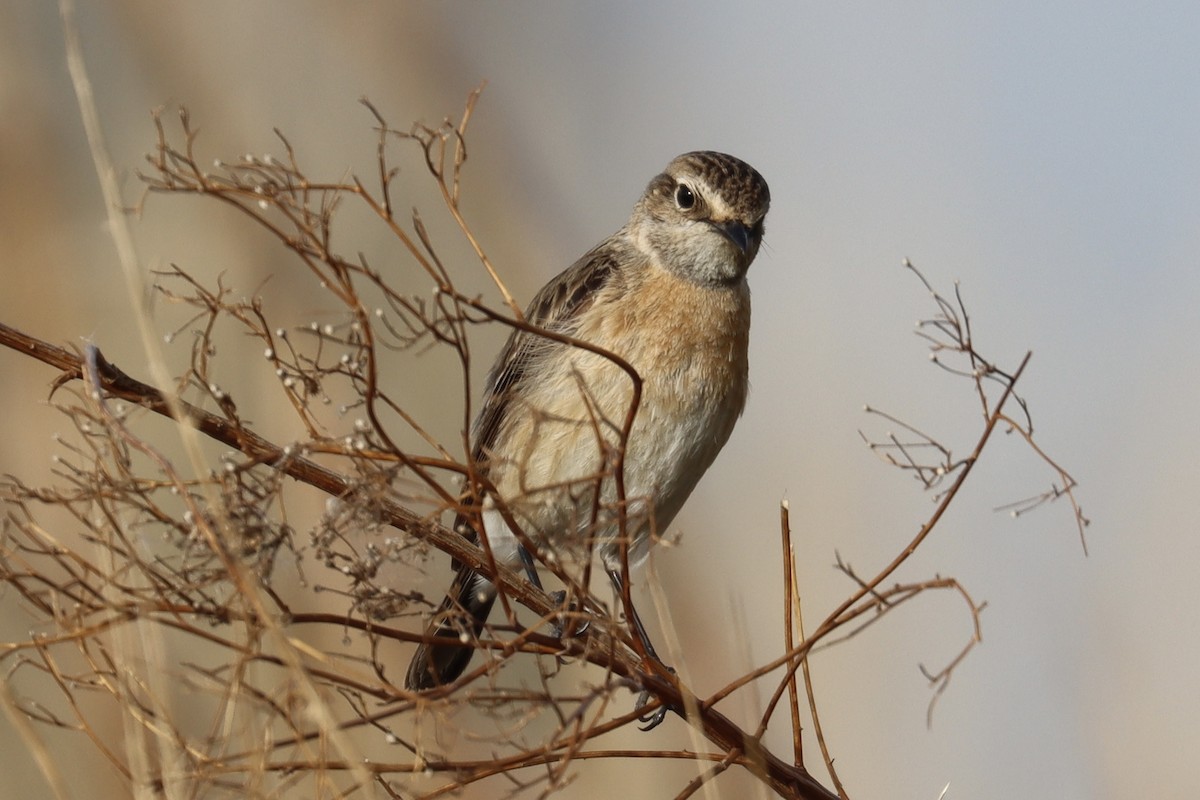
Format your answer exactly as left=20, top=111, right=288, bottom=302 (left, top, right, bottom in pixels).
left=405, top=151, right=770, bottom=700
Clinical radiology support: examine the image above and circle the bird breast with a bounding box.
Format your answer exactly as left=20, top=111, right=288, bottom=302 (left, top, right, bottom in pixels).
left=488, top=262, right=750, bottom=565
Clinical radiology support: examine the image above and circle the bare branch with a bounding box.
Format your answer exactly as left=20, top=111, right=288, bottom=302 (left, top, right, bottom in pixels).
left=0, top=91, right=1084, bottom=799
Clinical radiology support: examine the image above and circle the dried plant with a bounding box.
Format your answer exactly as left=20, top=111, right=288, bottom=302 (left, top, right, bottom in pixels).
left=0, top=89, right=1086, bottom=799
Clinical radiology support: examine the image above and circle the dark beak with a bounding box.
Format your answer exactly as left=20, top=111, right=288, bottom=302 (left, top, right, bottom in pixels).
left=714, top=219, right=754, bottom=255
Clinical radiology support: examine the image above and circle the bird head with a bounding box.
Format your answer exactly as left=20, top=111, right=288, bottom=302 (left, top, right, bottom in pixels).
left=632, top=151, right=770, bottom=285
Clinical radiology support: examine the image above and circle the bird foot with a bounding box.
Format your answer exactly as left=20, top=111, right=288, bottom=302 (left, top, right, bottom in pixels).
left=634, top=665, right=677, bottom=731
left=548, top=590, right=590, bottom=639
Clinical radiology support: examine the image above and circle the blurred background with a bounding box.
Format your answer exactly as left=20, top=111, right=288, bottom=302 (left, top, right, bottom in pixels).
left=2, top=2, right=1198, bottom=798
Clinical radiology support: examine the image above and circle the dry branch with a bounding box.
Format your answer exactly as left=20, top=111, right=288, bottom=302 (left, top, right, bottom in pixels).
left=0, top=94, right=1085, bottom=799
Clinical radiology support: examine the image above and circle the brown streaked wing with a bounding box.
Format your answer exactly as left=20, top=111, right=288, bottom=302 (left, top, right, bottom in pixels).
left=469, top=241, right=624, bottom=465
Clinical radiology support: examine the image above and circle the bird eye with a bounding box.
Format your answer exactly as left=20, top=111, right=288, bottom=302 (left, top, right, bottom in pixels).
left=674, top=184, right=696, bottom=210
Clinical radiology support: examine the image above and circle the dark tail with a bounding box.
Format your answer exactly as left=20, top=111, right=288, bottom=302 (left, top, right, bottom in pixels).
left=405, top=563, right=496, bottom=690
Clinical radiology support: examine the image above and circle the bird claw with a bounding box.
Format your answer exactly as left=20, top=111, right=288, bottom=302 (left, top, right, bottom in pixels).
left=547, top=590, right=590, bottom=640
left=635, top=691, right=669, bottom=730
left=634, top=665, right=676, bottom=731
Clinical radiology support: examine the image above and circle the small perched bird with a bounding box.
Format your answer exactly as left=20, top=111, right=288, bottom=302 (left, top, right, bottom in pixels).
left=406, top=151, right=770, bottom=695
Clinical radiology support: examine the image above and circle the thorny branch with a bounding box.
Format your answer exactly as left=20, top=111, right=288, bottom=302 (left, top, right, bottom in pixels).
left=0, top=94, right=1084, bottom=799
